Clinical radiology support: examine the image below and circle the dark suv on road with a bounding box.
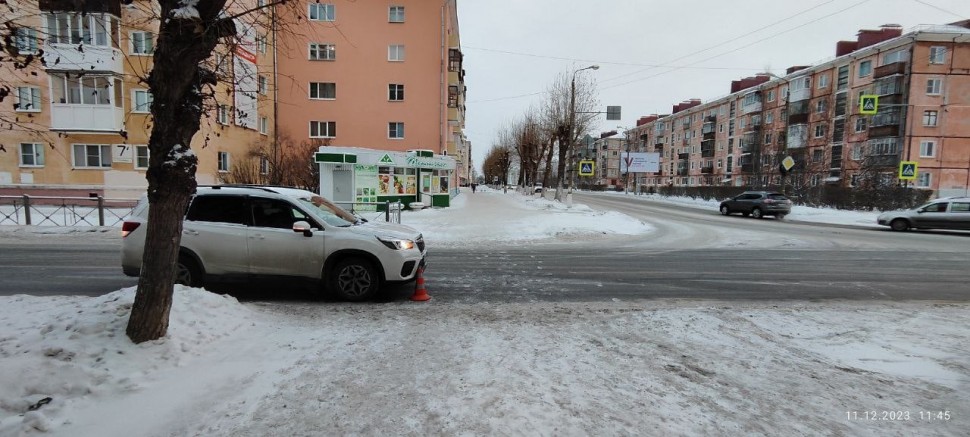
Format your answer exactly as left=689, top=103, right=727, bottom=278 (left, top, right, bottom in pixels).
left=719, top=191, right=792, bottom=219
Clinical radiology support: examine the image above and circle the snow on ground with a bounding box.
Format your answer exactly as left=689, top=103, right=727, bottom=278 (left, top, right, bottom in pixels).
left=1, top=187, right=968, bottom=436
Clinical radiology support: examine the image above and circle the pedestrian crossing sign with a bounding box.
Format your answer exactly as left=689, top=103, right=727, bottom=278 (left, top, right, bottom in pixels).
left=899, top=161, right=918, bottom=180
left=579, top=160, right=595, bottom=176
left=859, top=95, right=878, bottom=115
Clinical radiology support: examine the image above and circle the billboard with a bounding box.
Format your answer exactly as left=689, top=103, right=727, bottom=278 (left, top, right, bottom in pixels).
left=620, top=152, right=660, bottom=173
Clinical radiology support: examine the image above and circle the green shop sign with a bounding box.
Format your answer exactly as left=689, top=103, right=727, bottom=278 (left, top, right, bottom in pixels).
left=406, top=155, right=451, bottom=169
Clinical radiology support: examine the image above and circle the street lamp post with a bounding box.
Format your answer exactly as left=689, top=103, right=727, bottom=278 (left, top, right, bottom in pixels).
left=568, top=65, right=599, bottom=198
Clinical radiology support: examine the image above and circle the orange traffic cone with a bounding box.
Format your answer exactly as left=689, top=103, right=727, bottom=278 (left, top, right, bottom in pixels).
left=411, top=266, right=431, bottom=301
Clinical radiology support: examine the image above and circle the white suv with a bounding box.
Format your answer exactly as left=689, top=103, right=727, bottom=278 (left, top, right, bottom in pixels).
left=121, top=186, right=427, bottom=301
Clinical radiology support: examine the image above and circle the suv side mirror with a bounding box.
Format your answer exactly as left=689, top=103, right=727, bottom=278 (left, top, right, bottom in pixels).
left=293, top=220, right=314, bottom=237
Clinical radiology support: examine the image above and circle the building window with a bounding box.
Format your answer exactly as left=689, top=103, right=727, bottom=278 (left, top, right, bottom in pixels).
left=309, top=82, right=336, bottom=99
left=389, top=122, right=405, bottom=139
left=45, top=12, right=115, bottom=46
left=929, top=46, right=946, bottom=64
left=388, top=84, right=404, bottom=101
left=814, top=149, right=826, bottom=163
left=854, top=117, right=867, bottom=132
left=309, top=4, right=335, bottom=21
left=850, top=144, right=863, bottom=160
left=926, top=78, right=942, bottom=95
left=130, top=31, right=153, bottom=55
left=922, top=110, right=938, bottom=127
left=132, top=89, right=153, bottom=113
left=135, top=146, right=149, bottom=169
left=857, top=60, right=872, bottom=77
left=309, top=43, right=336, bottom=60
left=916, top=172, right=931, bottom=188
left=258, top=76, right=268, bottom=95
left=766, top=90, right=775, bottom=102
left=882, top=49, right=908, bottom=65
left=259, top=116, right=268, bottom=135
left=766, top=112, right=773, bottom=124
left=389, top=6, right=405, bottom=22
left=388, top=44, right=405, bottom=61
left=260, top=157, right=269, bottom=175
left=72, top=144, right=112, bottom=168
left=19, top=143, right=45, bottom=167
left=309, top=121, right=336, bottom=138
left=814, top=124, right=827, bottom=138
left=256, top=33, right=267, bottom=54
left=920, top=140, right=936, bottom=158
left=15, top=87, right=41, bottom=112
left=218, top=151, right=230, bottom=172
left=816, top=99, right=827, bottom=113
left=217, top=104, right=230, bottom=125
left=14, top=27, right=39, bottom=54
left=818, top=74, right=829, bottom=88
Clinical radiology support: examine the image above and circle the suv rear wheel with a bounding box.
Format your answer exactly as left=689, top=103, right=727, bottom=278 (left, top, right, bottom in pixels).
left=176, top=255, right=204, bottom=288
left=328, top=257, right=379, bottom=301
left=751, top=207, right=764, bottom=219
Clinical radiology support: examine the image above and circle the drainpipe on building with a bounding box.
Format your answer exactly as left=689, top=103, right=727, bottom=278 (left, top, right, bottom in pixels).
left=271, top=2, right=280, bottom=186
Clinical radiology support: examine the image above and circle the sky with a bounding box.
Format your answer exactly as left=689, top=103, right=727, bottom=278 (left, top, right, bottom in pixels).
left=2, top=188, right=968, bottom=435
left=457, top=0, right=970, bottom=173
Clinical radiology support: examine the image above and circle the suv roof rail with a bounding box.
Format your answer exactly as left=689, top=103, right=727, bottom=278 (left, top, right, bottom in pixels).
left=198, top=184, right=308, bottom=194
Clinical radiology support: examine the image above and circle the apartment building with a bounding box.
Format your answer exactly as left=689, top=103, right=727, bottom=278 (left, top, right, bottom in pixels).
left=0, top=0, right=276, bottom=198
left=628, top=22, right=970, bottom=198
left=273, top=0, right=470, bottom=185
left=0, top=0, right=469, bottom=198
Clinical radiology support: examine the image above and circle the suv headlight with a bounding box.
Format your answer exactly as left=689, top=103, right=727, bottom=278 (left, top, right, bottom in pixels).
left=377, top=236, right=415, bottom=250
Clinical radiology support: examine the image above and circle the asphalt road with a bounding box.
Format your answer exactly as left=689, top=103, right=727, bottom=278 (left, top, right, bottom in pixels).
left=1, top=194, right=968, bottom=301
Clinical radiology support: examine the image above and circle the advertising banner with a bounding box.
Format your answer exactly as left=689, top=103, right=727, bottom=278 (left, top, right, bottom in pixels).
left=620, top=152, right=661, bottom=173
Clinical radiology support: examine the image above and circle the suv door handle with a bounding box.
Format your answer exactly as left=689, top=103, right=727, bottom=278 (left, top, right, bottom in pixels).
left=183, top=229, right=199, bottom=236
left=249, top=234, right=265, bottom=240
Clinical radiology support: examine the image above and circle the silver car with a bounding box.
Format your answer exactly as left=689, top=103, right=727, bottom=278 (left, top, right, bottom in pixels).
left=877, top=197, right=970, bottom=231
left=121, top=186, right=427, bottom=301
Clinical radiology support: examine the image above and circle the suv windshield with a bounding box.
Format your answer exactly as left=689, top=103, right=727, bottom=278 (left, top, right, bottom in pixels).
left=298, top=196, right=356, bottom=227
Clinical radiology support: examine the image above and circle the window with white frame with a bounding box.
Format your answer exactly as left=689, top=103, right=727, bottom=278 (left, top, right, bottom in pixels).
left=217, top=104, right=230, bottom=124
left=218, top=151, right=230, bottom=172
left=811, top=174, right=821, bottom=186
left=309, top=82, right=335, bottom=99
left=256, top=33, right=267, bottom=54
left=45, top=12, right=115, bottom=46
left=920, top=140, right=936, bottom=158
left=926, top=78, right=942, bottom=95
left=72, top=144, right=112, bottom=168
left=929, top=46, right=946, bottom=64
left=818, top=74, right=829, bottom=88
left=309, top=121, right=336, bottom=138
left=15, top=87, right=41, bottom=111
left=258, top=75, right=268, bottom=95
left=19, top=143, right=44, bottom=167
left=869, top=137, right=899, bottom=155
left=882, top=49, right=908, bottom=65
left=851, top=144, right=864, bottom=160
left=816, top=99, right=827, bottom=113
left=51, top=74, right=116, bottom=105
left=857, top=60, right=872, bottom=77
left=814, top=123, right=827, bottom=138
left=388, top=44, right=405, bottom=61
left=923, top=110, right=938, bottom=127
left=766, top=90, right=775, bottom=102
left=130, top=31, right=153, bottom=55
left=308, top=43, right=336, bottom=60
left=14, top=27, right=39, bottom=54
left=135, top=145, right=149, bottom=169
left=308, top=4, right=335, bottom=21
left=260, top=157, right=269, bottom=175
left=854, top=117, right=867, bottom=132
left=388, top=122, right=404, bottom=139
left=766, top=112, right=773, bottom=124
left=389, top=6, right=405, bottom=22
left=388, top=84, right=404, bottom=101
left=916, top=171, right=931, bottom=188
left=259, top=116, right=268, bottom=135
left=132, top=89, right=153, bottom=113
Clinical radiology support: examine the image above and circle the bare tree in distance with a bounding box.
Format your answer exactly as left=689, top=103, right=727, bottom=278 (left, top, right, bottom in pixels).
left=541, top=71, right=598, bottom=200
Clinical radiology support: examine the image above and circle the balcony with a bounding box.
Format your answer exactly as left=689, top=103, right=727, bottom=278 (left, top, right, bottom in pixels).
left=51, top=104, right=124, bottom=131
left=677, top=152, right=689, bottom=160
left=873, top=62, right=906, bottom=79
left=740, top=163, right=754, bottom=173
left=701, top=148, right=714, bottom=158
left=741, top=101, right=762, bottom=115
left=44, top=44, right=124, bottom=75
left=705, top=115, right=717, bottom=123
left=869, top=125, right=900, bottom=138
left=701, top=166, right=714, bottom=174
left=677, top=168, right=688, bottom=176
left=865, top=154, right=901, bottom=167
left=788, top=113, right=809, bottom=125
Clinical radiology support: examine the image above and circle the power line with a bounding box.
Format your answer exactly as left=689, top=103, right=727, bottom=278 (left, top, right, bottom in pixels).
left=463, top=46, right=773, bottom=71
left=912, top=0, right=967, bottom=19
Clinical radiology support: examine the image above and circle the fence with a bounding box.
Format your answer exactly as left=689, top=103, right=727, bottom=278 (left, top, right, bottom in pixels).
left=348, top=200, right=405, bottom=224
left=0, top=195, right=139, bottom=227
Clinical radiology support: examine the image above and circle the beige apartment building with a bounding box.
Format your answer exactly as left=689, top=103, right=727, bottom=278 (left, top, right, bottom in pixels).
left=626, top=22, right=970, bottom=198
left=273, top=0, right=470, bottom=185
left=0, top=0, right=468, bottom=198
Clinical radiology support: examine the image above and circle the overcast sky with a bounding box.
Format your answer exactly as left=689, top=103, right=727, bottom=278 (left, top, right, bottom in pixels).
left=456, top=0, right=970, bottom=174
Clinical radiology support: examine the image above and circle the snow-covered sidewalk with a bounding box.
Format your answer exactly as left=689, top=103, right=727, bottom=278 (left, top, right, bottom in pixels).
left=1, top=187, right=967, bottom=436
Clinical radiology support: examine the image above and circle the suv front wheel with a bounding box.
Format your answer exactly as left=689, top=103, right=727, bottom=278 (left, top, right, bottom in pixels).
left=176, top=254, right=204, bottom=288
left=328, top=257, right=379, bottom=301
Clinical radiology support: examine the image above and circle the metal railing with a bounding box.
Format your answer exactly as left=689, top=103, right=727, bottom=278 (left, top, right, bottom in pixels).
left=0, top=195, right=140, bottom=226
left=345, top=200, right=406, bottom=224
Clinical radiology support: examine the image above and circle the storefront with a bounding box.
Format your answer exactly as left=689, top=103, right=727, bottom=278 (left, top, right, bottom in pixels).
left=315, top=147, right=458, bottom=211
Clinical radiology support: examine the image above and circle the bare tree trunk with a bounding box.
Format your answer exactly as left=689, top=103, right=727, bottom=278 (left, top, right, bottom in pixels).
left=126, top=2, right=232, bottom=343
left=542, top=140, right=555, bottom=193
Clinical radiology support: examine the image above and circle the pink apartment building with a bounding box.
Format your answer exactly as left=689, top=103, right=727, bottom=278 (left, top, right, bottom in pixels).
left=273, top=0, right=470, bottom=185
left=625, top=22, right=970, bottom=198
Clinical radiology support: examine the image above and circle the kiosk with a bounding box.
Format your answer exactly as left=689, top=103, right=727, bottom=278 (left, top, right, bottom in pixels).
left=316, top=147, right=458, bottom=212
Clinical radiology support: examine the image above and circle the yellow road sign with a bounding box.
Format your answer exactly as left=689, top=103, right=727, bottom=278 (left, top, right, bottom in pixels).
left=579, top=160, right=595, bottom=176
left=859, top=95, right=878, bottom=115
left=899, top=161, right=918, bottom=180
